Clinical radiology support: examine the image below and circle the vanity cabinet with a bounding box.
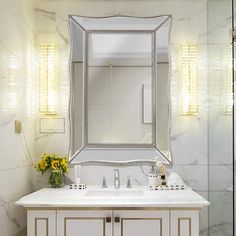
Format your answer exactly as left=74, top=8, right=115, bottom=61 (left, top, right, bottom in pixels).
left=171, top=210, right=199, bottom=236
left=27, top=210, right=56, bottom=236
left=57, top=210, right=169, bottom=236
left=113, top=210, right=169, bottom=236
left=57, top=210, right=112, bottom=236
left=27, top=209, right=199, bottom=236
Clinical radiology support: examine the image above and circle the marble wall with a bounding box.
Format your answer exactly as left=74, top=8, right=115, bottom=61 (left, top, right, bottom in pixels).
left=34, top=0, right=209, bottom=180
left=207, top=1, right=234, bottom=236
left=0, top=0, right=35, bottom=235
left=33, top=0, right=210, bottom=235
left=31, top=0, right=233, bottom=236
left=0, top=0, right=232, bottom=235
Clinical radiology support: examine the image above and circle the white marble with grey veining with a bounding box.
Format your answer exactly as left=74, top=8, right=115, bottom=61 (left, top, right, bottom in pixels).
left=16, top=186, right=210, bottom=208
left=0, top=0, right=229, bottom=235
left=208, top=191, right=233, bottom=236
left=0, top=0, right=35, bottom=235
left=34, top=0, right=209, bottom=167
left=33, top=3, right=211, bottom=220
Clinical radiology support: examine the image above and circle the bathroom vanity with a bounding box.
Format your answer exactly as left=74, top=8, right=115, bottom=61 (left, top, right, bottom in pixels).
left=16, top=187, right=209, bottom=236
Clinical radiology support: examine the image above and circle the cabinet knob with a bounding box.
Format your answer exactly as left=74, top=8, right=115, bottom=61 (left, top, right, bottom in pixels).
left=105, top=217, right=111, bottom=223
left=115, top=217, right=120, bottom=223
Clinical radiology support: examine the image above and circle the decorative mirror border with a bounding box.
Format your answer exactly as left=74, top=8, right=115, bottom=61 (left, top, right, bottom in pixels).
left=68, top=15, right=173, bottom=165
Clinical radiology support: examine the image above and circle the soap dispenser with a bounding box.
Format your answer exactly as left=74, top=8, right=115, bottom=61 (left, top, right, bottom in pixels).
left=156, top=160, right=167, bottom=187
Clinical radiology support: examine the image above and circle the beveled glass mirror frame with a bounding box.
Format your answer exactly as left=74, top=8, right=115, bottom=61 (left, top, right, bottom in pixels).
left=68, top=15, right=173, bottom=165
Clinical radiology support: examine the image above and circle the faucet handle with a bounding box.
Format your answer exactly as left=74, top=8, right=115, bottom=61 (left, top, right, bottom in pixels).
left=114, top=169, right=120, bottom=189
left=114, top=169, right=119, bottom=176
left=101, top=176, right=108, bottom=188
left=126, top=176, right=132, bottom=188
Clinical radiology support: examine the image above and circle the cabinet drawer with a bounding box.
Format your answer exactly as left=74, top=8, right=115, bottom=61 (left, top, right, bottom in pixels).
left=57, top=210, right=112, bottom=236
left=114, top=210, right=169, bottom=236
left=27, top=210, right=56, bottom=236
left=171, top=210, right=199, bottom=236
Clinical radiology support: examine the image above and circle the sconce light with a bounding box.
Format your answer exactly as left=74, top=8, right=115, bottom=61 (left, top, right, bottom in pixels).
left=180, top=45, right=198, bottom=115
left=39, top=45, right=57, bottom=114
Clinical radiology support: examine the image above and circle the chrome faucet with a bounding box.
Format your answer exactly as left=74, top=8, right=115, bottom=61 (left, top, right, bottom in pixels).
left=126, top=176, right=132, bottom=188
left=101, top=176, right=108, bottom=188
left=114, top=169, right=120, bottom=189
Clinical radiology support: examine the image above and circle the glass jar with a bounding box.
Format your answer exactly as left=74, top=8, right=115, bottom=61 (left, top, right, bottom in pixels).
left=48, top=170, right=64, bottom=188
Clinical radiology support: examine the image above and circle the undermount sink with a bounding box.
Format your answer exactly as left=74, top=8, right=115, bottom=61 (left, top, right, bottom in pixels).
left=85, top=189, right=144, bottom=197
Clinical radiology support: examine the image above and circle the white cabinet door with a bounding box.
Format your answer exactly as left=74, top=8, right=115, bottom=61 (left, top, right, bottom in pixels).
left=57, top=210, right=112, bottom=236
left=27, top=210, right=56, bottom=236
left=171, top=210, right=199, bottom=236
left=114, top=210, right=169, bottom=236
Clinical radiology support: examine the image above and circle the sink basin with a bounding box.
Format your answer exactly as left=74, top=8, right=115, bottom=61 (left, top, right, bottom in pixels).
left=85, top=189, right=144, bottom=197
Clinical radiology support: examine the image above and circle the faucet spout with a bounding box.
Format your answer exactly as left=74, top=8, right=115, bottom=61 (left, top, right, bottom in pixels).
left=114, top=169, right=120, bottom=189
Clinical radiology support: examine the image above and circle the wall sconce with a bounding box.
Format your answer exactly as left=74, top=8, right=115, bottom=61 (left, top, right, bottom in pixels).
left=180, top=45, right=198, bottom=115
left=39, top=45, right=57, bottom=114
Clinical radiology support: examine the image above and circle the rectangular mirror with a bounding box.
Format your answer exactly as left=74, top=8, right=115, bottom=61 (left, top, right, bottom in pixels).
left=87, top=32, right=153, bottom=145
left=69, top=15, right=172, bottom=164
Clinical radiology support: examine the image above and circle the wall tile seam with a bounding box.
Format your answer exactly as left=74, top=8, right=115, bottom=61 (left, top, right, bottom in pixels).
left=171, top=164, right=233, bottom=166
left=208, top=164, right=234, bottom=166
left=208, top=191, right=233, bottom=193
left=0, top=164, right=34, bottom=172
left=168, top=164, right=209, bottom=166
left=169, top=43, right=228, bottom=46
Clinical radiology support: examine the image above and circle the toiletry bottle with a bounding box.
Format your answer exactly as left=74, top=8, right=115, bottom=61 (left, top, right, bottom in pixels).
left=148, top=165, right=158, bottom=190
left=161, top=174, right=166, bottom=186
left=74, top=166, right=81, bottom=184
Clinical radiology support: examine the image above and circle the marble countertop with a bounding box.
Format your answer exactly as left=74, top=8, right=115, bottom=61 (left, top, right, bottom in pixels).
left=16, top=186, right=210, bottom=208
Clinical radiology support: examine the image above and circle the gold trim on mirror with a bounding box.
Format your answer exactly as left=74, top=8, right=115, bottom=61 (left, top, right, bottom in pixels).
left=121, top=218, right=162, bottom=236
left=178, top=217, right=191, bottom=236
left=64, top=217, right=106, bottom=236
left=35, top=218, right=48, bottom=236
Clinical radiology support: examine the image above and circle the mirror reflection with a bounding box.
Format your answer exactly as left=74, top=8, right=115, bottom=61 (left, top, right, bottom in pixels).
left=87, top=33, right=152, bottom=144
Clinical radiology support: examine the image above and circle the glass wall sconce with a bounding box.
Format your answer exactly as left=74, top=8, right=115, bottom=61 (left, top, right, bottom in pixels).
left=180, top=45, right=198, bottom=115
left=39, top=44, right=57, bottom=114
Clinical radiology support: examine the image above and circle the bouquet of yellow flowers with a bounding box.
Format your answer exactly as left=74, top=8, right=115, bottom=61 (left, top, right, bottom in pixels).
left=35, top=153, right=69, bottom=188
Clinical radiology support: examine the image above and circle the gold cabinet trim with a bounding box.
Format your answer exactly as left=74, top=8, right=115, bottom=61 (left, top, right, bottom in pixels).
left=121, top=218, right=163, bottom=236
left=35, top=218, right=48, bottom=236
left=178, top=217, right=191, bottom=236
left=64, top=217, right=106, bottom=236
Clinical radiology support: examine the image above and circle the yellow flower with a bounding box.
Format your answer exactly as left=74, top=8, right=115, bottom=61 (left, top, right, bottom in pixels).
left=61, top=158, right=69, bottom=173
left=35, top=154, right=69, bottom=174
left=51, top=160, right=60, bottom=170
left=35, top=158, right=48, bottom=173
left=39, top=159, right=47, bottom=170
left=61, top=158, right=67, bottom=166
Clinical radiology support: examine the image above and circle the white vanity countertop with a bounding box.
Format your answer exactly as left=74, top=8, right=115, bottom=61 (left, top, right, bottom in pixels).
left=16, top=186, right=210, bottom=208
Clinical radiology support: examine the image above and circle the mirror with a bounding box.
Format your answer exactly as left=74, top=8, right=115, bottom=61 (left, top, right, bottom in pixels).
left=87, top=33, right=152, bottom=145
left=69, top=15, right=172, bottom=164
